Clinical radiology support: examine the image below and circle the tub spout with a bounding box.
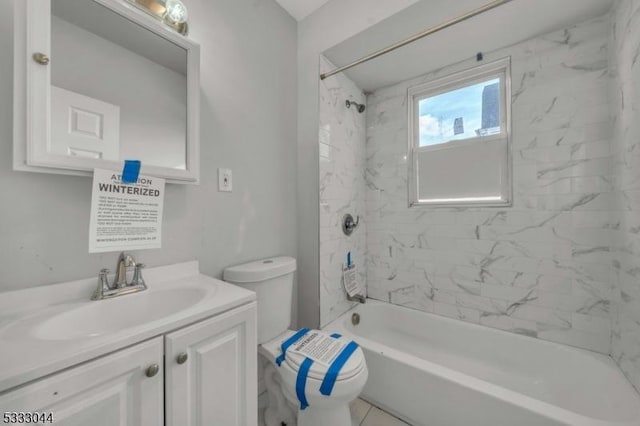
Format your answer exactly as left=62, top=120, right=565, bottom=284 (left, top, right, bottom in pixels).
left=348, top=294, right=366, bottom=304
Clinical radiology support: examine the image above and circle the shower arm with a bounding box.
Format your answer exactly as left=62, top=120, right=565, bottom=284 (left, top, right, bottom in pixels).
left=346, top=100, right=365, bottom=113
left=320, top=0, right=514, bottom=80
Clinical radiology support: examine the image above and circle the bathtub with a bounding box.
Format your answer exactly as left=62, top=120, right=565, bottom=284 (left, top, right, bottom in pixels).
left=323, top=300, right=640, bottom=426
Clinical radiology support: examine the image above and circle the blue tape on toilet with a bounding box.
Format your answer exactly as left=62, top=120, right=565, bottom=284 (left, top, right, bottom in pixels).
left=330, top=333, right=342, bottom=338
left=296, top=358, right=313, bottom=410
left=122, top=160, right=141, bottom=184
left=276, top=328, right=309, bottom=367
left=319, top=341, right=360, bottom=396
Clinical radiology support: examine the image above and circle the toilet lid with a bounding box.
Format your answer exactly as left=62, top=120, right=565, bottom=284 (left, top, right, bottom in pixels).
left=283, top=332, right=365, bottom=381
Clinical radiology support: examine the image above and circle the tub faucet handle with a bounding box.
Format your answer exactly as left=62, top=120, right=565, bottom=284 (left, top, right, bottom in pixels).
left=347, top=293, right=366, bottom=304
left=342, top=214, right=360, bottom=236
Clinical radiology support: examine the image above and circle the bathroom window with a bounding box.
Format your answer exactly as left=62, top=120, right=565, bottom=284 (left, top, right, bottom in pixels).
left=408, top=58, right=511, bottom=207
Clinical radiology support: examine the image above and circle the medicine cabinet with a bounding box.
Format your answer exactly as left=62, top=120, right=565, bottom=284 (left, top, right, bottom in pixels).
left=13, top=0, right=201, bottom=183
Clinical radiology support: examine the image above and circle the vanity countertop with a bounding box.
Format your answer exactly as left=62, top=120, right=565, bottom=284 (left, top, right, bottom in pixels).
left=0, top=261, right=255, bottom=393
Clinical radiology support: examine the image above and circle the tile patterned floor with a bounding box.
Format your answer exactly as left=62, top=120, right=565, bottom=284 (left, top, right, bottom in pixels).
left=351, top=398, right=411, bottom=426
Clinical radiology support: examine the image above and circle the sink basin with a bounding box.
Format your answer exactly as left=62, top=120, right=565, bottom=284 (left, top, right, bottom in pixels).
left=33, top=287, right=207, bottom=341
left=0, top=261, right=258, bottom=394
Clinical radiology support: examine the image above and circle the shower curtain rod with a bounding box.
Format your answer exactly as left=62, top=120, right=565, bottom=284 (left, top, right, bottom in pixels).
left=320, top=0, right=514, bottom=80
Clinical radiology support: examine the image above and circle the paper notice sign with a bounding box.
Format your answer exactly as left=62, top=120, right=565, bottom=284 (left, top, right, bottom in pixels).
left=88, top=168, right=165, bottom=253
left=343, top=264, right=362, bottom=298
left=288, top=331, right=347, bottom=367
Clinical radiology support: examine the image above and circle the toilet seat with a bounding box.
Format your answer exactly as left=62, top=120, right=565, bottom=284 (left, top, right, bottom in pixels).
left=283, top=336, right=365, bottom=382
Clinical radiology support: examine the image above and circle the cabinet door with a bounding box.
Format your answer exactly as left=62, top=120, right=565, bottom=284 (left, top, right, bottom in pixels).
left=14, top=0, right=201, bottom=184
left=165, top=302, right=258, bottom=426
left=0, top=337, right=164, bottom=426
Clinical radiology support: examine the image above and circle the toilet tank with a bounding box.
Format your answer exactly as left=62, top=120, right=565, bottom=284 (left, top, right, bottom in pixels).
left=223, top=257, right=296, bottom=343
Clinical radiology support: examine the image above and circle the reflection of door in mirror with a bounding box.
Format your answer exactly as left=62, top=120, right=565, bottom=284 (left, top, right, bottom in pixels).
left=50, top=0, right=188, bottom=170
left=51, top=86, right=120, bottom=160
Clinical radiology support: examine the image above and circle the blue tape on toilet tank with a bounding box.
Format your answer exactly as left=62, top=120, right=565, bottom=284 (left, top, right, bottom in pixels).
left=121, top=160, right=141, bottom=184
left=319, top=341, right=360, bottom=396
left=296, top=358, right=313, bottom=410
left=276, top=328, right=309, bottom=367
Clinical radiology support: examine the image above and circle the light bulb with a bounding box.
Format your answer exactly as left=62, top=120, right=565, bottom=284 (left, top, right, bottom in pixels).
left=164, top=0, right=188, bottom=24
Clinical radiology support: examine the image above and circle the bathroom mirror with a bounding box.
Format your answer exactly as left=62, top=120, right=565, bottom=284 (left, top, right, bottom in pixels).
left=14, top=0, right=200, bottom=184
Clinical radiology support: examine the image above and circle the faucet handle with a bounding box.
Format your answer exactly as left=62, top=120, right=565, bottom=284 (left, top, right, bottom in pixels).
left=92, top=269, right=111, bottom=300
left=342, top=214, right=360, bottom=236
left=99, top=268, right=110, bottom=284
left=132, top=263, right=146, bottom=289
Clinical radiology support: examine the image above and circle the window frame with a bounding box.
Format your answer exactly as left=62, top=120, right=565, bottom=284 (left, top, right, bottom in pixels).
left=407, top=57, right=512, bottom=208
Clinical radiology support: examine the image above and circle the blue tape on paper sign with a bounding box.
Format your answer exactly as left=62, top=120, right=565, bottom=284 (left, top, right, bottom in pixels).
left=296, top=358, right=313, bottom=410
left=276, top=328, right=309, bottom=367
left=122, top=160, right=141, bottom=184
left=319, top=340, right=359, bottom=396
left=347, top=252, right=351, bottom=267
left=330, top=333, right=342, bottom=339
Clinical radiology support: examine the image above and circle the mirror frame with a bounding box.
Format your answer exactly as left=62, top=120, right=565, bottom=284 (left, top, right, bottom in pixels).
left=13, top=0, right=201, bottom=184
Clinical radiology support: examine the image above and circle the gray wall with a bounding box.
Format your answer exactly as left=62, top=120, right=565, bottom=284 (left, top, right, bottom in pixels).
left=0, top=0, right=297, bottom=291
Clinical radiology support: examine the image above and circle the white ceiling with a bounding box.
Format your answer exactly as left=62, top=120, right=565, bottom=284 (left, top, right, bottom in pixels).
left=274, top=0, right=331, bottom=21
left=324, top=0, right=614, bottom=92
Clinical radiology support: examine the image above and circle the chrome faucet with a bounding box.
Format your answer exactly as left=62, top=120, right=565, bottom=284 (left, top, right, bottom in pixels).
left=114, top=252, right=135, bottom=288
left=92, top=252, right=147, bottom=300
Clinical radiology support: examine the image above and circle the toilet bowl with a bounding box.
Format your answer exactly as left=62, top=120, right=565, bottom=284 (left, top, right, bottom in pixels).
left=260, top=329, right=368, bottom=426
left=223, top=257, right=368, bottom=426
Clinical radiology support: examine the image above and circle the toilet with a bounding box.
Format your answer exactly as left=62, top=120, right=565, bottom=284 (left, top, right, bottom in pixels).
left=224, top=257, right=368, bottom=426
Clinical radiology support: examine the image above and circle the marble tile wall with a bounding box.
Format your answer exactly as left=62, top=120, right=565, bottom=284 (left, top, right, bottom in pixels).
left=365, top=16, right=615, bottom=353
left=610, top=0, right=640, bottom=391
left=319, top=56, right=367, bottom=327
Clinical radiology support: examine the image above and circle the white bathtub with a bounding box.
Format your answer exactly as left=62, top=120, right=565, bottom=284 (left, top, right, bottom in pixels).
left=324, top=300, right=640, bottom=426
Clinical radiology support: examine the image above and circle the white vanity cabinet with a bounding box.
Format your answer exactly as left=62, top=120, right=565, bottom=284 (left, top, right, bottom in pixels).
left=165, top=302, right=258, bottom=426
left=0, top=302, right=258, bottom=426
left=0, top=337, right=164, bottom=426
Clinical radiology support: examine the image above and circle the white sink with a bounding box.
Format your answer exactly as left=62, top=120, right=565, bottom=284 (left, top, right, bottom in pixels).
left=0, top=261, right=257, bottom=394
left=33, top=287, right=208, bottom=341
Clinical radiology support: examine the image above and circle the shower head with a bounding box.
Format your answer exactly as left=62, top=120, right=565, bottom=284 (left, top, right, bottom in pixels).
left=346, top=100, right=366, bottom=113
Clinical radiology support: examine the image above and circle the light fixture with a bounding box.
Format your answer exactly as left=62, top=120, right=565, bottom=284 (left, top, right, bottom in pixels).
left=164, top=0, right=188, bottom=24
left=127, top=0, right=189, bottom=35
